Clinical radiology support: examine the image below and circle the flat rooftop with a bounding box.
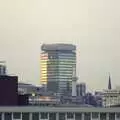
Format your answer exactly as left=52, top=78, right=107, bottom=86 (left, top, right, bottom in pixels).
left=41, top=44, right=76, bottom=51
left=0, top=106, right=120, bottom=112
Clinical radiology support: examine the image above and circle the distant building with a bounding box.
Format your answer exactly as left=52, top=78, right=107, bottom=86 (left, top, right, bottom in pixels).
left=0, top=61, right=6, bottom=75
left=18, top=82, right=43, bottom=95
left=40, top=44, right=76, bottom=95
left=103, top=89, right=120, bottom=107
left=76, top=83, right=86, bottom=96
left=94, top=91, right=103, bottom=107
left=102, top=74, right=119, bottom=107
left=84, top=93, right=97, bottom=106
left=29, top=96, right=60, bottom=106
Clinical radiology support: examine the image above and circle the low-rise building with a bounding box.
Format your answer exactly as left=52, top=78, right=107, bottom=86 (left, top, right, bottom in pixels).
left=103, top=89, right=120, bottom=107
left=0, top=106, right=120, bottom=120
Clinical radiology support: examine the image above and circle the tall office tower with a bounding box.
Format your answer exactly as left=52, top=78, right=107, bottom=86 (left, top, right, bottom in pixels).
left=40, top=44, right=76, bottom=95
left=76, top=83, right=86, bottom=96
left=0, top=61, right=7, bottom=75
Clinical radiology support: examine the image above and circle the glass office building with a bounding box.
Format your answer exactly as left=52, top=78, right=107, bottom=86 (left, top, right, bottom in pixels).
left=40, top=44, right=76, bottom=95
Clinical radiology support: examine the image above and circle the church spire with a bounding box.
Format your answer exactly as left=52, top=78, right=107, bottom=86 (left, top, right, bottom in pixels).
left=108, top=73, right=112, bottom=90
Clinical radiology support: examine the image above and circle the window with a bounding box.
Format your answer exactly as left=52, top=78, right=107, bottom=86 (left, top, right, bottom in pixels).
left=32, top=113, right=39, bottom=120
left=109, top=113, right=115, bottom=120
left=49, top=113, right=56, bottom=120
left=59, top=113, right=65, bottom=120
left=92, top=112, right=99, bottom=118
left=67, top=113, right=74, bottom=119
left=84, top=113, right=91, bottom=120
left=4, top=113, right=12, bottom=120
left=22, top=113, right=29, bottom=120
left=13, top=113, right=21, bottom=119
left=40, top=113, right=48, bottom=119
left=116, top=113, right=120, bottom=118
left=100, top=113, right=106, bottom=120
left=75, top=113, right=82, bottom=120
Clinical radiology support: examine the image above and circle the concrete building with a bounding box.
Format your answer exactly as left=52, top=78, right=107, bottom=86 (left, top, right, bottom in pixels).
left=40, top=44, right=76, bottom=95
left=76, top=83, right=86, bottom=96
left=103, top=89, right=120, bottom=107
left=102, top=74, right=120, bottom=107
left=0, top=106, right=120, bottom=120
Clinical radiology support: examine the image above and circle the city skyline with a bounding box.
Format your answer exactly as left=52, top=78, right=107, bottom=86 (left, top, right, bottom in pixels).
left=0, top=0, right=120, bottom=91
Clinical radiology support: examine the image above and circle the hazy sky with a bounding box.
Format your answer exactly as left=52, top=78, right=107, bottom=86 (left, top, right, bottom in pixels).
left=0, top=0, right=120, bottom=91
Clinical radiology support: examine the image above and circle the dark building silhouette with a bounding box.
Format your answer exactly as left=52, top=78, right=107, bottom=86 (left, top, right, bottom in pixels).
left=0, top=75, right=29, bottom=106
left=18, top=94, right=29, bottom=106
left=0, top=75, right=18, bottom=106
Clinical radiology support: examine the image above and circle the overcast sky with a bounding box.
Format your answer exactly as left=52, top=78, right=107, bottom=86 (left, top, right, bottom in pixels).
left=0, top=0, right=120, bottom=91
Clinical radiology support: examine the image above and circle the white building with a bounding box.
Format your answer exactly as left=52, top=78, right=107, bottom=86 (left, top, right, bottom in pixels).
left=103, top=89, right=120, bottom=107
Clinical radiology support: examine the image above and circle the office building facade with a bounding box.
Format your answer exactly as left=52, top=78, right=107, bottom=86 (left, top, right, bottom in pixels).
left=40, top=44, right=76, bottom=95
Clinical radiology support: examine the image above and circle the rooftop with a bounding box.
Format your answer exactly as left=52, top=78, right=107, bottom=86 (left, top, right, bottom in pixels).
left=0, top=106, right=120, bottom=112
left=41, top=43, right=76, bottom=51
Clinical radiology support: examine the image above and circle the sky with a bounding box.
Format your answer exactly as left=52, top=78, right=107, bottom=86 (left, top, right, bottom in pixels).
left=0, top=0, right=120, bottom=91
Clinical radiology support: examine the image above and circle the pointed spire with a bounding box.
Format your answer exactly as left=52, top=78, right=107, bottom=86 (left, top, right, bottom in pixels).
left=108, top=73, right=112, bottom=90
